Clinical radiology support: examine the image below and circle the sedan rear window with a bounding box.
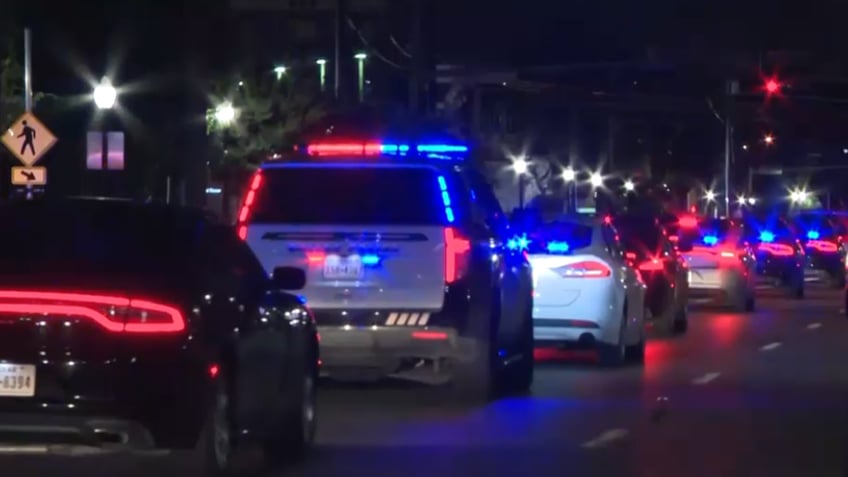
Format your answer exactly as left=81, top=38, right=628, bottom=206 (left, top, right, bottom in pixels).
left=521, top=221, right=594, bottom=254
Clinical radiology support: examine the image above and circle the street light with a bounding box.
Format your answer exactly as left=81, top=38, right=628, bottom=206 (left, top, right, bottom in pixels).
left=705, top=190, right=716, bottom=201
left=562, top=167, right=575, bottom=182
left=590, top=173, right=603, bottom=188
left=214, top=102, right=236, bottom=125
left=93, top=77, right=117, bottom=109
left=316, top=58, right=327, bottom=92
left=354, top=52, right=367, bottom=102
left=512, top=158, right=528, bottom=175
left=273, top=65, right=286, bottom=80
left=623, top=179, right=635, bottom=192
left=764, top=134, right=775, bottom=145
left=747, top=197, right=757, bottom=205
left=512, top=158, right=529, bottom=209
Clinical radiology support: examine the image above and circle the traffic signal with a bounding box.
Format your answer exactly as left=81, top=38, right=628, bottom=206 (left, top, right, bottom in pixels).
left=762, top=76, right=783, bottom=98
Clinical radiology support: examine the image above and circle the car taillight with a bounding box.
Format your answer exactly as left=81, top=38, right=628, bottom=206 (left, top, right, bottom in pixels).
left=0, top=291, right=186, bottom=334
left=444, top=227, right=471, bottom=284
left=625, top=252, right=637, bottom=260
left=237, top=170, right=264, bottom=241
left=554, top=260, right=612, bottom=278
left=638, top=259, right=664, bottom=272
left=758, top=243, right=794, bottom=256
left=807, top=240, right=838, bottom=253
left=678, top=216, right=698, bottom=228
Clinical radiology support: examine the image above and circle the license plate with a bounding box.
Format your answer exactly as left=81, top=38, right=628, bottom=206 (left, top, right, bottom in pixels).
left=323, top=255, right=364, bottom=280
left=0, top=364, right=35, bottom=397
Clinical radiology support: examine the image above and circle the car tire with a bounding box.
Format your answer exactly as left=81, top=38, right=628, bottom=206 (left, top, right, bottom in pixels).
left=599, top=306, right=627, bottom=367
left=263, top=363, right=317, bottom=467
left=625, top=327, right=645, bottom=365
left=501, top=300, right=534, bottom=395
left=452, top=302, right=498, bottom=404
left=672, top=305, right=688, bottom=335
left=185, top=377, right=237, bottom=477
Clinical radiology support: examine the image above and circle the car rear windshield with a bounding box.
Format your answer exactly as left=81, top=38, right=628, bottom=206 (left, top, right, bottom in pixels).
left=0, top=201, right=199, bottom=277
left=614, top=218, right=662, bottom=250
left=793, top=214, right=841, bottom=239
left=525, top=221, right=594, bottom=253
left=250, top=166, right=454, bottom=225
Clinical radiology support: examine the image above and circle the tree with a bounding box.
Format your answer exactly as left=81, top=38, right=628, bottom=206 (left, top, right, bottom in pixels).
left=206, top=67, right=328, bottom=219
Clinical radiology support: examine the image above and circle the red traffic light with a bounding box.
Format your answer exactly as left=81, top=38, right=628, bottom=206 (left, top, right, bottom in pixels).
left=762, top=76, right=782, bottom=97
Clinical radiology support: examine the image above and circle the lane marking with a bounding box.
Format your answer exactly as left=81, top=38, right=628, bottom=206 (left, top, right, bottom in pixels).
left=806, top=322, right=822, bottom=330
left=692, top=372, right=721, bottom=385
left=581, top=428, right=629, bottom=449
left=760, top=342, right=782, bottom=351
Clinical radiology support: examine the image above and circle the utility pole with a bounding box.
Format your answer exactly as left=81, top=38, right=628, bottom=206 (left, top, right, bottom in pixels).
left=23, top=28, right=32, bottom=200
left=333, top=0, right=345, bottom=101
left=724, top=80, right=738, bottom=216
left=409, top=0, right=423, bottom=114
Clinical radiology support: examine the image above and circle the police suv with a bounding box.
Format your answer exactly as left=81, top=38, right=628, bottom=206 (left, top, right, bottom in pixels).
left=237, top=139, right=534, bottom=402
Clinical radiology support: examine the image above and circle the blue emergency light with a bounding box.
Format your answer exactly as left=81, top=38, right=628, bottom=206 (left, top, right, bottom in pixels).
left=759, top=231, right=775, bottom=243
left=702, top=235, right=719, bottom=246
left=806, top=230, right=820, bottom=240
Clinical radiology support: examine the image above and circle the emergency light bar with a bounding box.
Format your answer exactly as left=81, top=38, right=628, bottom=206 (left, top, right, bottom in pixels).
left=304, top=141, right=469, bottom=157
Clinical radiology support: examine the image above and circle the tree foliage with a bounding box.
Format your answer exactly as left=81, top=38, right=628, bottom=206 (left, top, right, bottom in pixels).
left=206, top=68, right=327, bottom=173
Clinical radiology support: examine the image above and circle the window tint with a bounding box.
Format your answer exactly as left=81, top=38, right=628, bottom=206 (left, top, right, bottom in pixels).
left=524, top=221, right=595, bottom=254
left=0, top=200, right=201, bottom=277
left=250, top=166, right=451, bottom=225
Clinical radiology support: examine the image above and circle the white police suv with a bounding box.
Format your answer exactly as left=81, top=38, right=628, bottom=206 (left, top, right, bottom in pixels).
left=237, top=139, right=534, bottom=402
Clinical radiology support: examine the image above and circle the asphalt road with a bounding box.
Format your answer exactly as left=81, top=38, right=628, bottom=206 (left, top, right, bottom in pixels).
left=4, top=286, right=848, bottom=477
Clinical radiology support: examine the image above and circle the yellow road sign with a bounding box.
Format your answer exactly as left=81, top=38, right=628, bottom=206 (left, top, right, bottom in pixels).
left=11, top=166, right=47, bottom=186
left=2, top=112, right=58, bottom=167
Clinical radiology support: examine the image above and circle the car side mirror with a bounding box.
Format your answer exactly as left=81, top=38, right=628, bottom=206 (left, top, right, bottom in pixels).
left=271, top=266, right=306, bottom=291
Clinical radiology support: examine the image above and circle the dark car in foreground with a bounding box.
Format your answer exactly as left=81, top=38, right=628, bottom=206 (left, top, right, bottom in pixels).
left=0, top=198, right=318, bottom=475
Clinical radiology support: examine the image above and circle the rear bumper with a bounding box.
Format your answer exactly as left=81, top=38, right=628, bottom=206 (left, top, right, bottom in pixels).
left=0, top=355, right=210, bottom=450
left=805, top=253, right=844, bottom=277
left=317, top=325, right=473, bottom=383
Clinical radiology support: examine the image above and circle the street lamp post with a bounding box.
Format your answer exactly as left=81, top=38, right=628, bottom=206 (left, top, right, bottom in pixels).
left=562, top=167, right=576, bottom=213
left=513, top=158, right=528, bottom=209
left=354, top=52, right=367, bottom=102
left=273, top=65, right=286, bottom=80
left=316, top=59, right=327, bottom=92
left=93, top=77, right=118, bottom=172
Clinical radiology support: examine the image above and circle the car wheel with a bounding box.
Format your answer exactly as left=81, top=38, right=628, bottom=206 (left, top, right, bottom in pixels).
left=452, top=302, right=498, bottom=403
left=599, top=306, right=627, bottom=367
left=625, top=329, right=645, bottom=365
left=186, top=378, right=236, bottom=476
left=263, top=364, right=317, bottom=467
left=501, top=300, right=534, bottom=395
left=672, top=305, right=688, bottom=334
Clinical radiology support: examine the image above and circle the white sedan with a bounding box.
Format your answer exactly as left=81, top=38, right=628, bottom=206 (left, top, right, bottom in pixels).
left=510, top=216, right=647, bottom=365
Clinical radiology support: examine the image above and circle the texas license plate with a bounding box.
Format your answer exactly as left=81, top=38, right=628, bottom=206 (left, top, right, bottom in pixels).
left=323, top=255, right=363, bottom=280
left=0, top=364, right=36, bottom=397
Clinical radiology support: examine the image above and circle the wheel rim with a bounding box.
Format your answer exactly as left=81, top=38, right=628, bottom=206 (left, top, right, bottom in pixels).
left=302, top=375, right=316, bottom=443
left=212, top=389, right=231, bottom=468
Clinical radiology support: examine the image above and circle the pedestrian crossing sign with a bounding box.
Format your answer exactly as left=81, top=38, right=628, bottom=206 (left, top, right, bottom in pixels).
left=1, top=112, right=58, bottom=167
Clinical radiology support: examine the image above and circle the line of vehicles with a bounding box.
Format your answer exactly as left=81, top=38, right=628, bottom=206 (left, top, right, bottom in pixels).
left=0, top=135, right=846, bottom=475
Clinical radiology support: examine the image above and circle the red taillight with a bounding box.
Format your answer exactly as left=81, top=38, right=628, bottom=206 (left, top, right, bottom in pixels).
left=807, top=240, right=838, bottom=253
left=305, top=252, right=326, bottom=264
left=625, top=252, right=637, bottom=260
left=236, top=170, right=263, bottom=241
left=638, top=259, right=664, bottom=272
left=444, top=227, right=471, bottom=284
left=758, top=243, right=794, bottom=256
left=412, top=331, right=448, bottom=340
left=0, top=291, right=185, bottom=334
left=678, top=216, right=698, bottom=228
left=668, top=235, right=679, bottom=243
left=555, top=260, right=612, bottom=278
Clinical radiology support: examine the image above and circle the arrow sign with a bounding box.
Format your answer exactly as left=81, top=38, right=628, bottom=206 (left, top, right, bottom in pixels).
left=11, top=166, right=47, bottom=185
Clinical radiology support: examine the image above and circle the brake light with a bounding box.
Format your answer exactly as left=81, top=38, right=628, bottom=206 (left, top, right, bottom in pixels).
left=678, top=216, right=698, bottom=228
left=305, top=252, right=326, bottom=264
left=555, top=260, right=612, bottom=278
left=0, top=291, right=185, bottom=334
left=237, top=170, right=264, bottom=240
left=638, top=259, right=664, bottom=272
left=625, top=252, right=637, bottom=260
left=719, top=251, right=736, bottom=259
left=758, top=243, right=794, bottom=256
left=304, top=141, right=469, bottom=157
left=807, top=240, right=838, bottom=253
left=444, top=227, right=471, bottom=284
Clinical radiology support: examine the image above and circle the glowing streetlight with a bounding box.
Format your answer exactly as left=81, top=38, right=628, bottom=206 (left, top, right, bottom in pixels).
left=561, top=167, right=575, bottom=182
left=790, top=189, right=809, bottom=203
left=623, top=179, right=635, bottom=192
left=737, top=195, right=747, bottom=205
left=93, top=77, right=117, bottom=109
left=747, top=197, right=757, bottom=205
left=705, top=190, right=716, bottom=201
left=590, top=173, right=603, bottom=188
left=354, top=52, right=367, bottom=102
left=512, top=158, right=528, bottom=175
left=273, top=65, right=286, bottom=80
left=764, top=134, right=775, bottom=145
left=316, top=58, right=327, bottom=92
left=214, top=102, right=236, bottom=125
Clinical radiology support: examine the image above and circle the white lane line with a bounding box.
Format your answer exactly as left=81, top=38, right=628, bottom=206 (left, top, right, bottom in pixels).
left=581, top=428, right=629, bottom=449
left=806, top=322, right=822, bottom=330
left=692, top=372, right=721, bottom=385
left=760, top=342, right=782, bottom=351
